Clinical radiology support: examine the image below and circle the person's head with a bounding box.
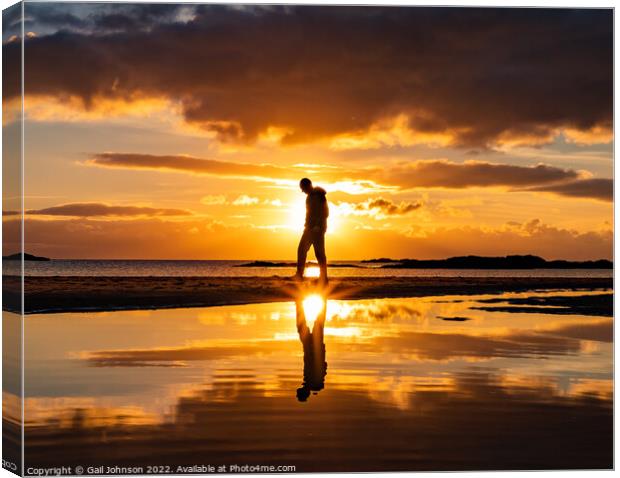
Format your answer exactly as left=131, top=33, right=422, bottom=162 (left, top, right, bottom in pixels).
left=296, top=386, right=311, bottom=402
left=299, top=178, right=313, bottom=194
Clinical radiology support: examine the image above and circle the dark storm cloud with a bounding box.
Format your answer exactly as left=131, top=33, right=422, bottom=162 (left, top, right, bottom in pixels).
left=2, top=2, right=23, bottom=41
left=27, top=202, right=191, bottom=218
left=90, top=4, right=190, bottom=32
left=18, top=3, right=191, bottom=34
left=520, top=178, right=613, bottom=201
left=5, top=6, right=612, bottom=147
left=26, top=8, right=88, bottom=30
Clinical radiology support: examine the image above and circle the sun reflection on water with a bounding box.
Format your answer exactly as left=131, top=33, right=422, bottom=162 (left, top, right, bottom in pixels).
left=302, top=294, right=325, bottom=327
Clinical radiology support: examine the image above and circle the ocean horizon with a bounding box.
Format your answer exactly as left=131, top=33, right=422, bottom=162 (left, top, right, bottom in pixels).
left=3, top=258, right=613, bottom=278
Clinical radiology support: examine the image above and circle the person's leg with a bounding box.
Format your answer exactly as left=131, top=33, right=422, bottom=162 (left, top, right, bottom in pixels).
left=312, top=231, right=328, bottom=282
left=296, top=229, right=312, bottom=278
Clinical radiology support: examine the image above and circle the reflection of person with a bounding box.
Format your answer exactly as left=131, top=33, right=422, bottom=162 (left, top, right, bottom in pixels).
left=295, top=298, right=328, bottom=402
left=295, top=178, right=329, bottom=284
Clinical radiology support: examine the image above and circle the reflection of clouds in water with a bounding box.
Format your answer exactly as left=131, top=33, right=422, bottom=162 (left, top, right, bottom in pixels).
left=24, top=396, right=160, bottom=427
left=496, top=373, right=613, bottom=402
left=366, top=374, right=455, bottom=411
left=580, top=340, right=602, bottom=354
left=23, top=292, right=613, bottom=471
left=229, top=312, right=258, bottom=325
left=2, top=391, right=21, bottom=425
left=86, top=314, right=592, bottom=365
left=371, top=329, right=582, bottom=361
left=543, top=318, right=612, bottom=343
left=191, top=292, right=612, bottom=332
left=22, top=368, right=612, bottom=471
left=22, top=361, right=614, bottom=431
left=327, top=299, right=424, bottom=324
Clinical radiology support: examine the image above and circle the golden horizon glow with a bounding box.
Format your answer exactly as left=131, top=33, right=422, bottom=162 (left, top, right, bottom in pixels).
left=4, top=73, right=611, bottom=261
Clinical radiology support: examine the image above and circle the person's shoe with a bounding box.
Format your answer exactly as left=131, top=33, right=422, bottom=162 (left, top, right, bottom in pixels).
left=291, top=273, right=304, bottom=282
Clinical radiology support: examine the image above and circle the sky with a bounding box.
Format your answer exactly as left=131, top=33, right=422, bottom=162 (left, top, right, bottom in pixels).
left=2, top=3, right=613, bottom=260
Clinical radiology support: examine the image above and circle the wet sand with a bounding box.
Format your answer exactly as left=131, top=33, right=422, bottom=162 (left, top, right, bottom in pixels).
left=3, top=275, right=612, bottom=314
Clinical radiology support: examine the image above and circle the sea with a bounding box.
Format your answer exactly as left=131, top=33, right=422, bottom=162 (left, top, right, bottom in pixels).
left=2, top=259, right=613, bottom=278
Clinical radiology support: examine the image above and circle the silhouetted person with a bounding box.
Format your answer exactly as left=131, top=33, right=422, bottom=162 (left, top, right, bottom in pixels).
left=295, top=298, right=327, bottom=402
left=295, top=178, right=329, bottom=283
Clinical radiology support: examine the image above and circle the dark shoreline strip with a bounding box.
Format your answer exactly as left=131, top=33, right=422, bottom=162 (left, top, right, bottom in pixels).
left=2, top=275, right=612, bottom=315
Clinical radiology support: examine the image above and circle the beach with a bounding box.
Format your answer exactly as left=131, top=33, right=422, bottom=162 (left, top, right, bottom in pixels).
left=4, top=275, right=612, bottom=314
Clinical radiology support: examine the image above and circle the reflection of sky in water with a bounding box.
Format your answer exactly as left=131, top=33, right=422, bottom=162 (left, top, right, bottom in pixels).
left=18, top=290, right=612, bottom=471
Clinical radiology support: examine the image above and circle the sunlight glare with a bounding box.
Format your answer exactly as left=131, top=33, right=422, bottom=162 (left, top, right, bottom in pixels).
left=305, top=266, right=320, bottom=278
left=303, top=294, right=325, bottom=327
left=288, top=197, right=307, bottom=230
left=287, top=193, right=340, bottom=233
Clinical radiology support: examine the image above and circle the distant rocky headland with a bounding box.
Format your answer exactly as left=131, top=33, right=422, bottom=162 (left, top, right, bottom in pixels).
left=238, top=255, right=611, bottom=269
left=3, top=252, right=50, bottom=261
left=370, top=255, right=612, bottom=269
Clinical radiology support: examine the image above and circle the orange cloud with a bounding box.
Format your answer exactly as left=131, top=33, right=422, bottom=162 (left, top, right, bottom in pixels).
left=87, top=153, right=608, bottom=199
left=376, top=160, right=581, bottom=189
left=563, top=124, right=613, bottom=145
left=88, top=153, right=297, bottom=181
left=337, top=198, right=422, bottom=219
left=519, top=179, right=612, bottom=202
left=26, top=202, right=192, bottom=218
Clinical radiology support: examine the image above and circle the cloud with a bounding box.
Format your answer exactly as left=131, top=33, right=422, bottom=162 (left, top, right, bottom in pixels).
left=232, top=195, right=259, bottom=206
left=339, top=197, right=422, bottom=218
left=88, top=153, right=601, bottom=197
left=520, top=178, right=612, bottom=202
left=6, top=6, right=611, bottom=148
left=376, top=160, right=581, bottom=189
left=361, top=198, right=421, bottom=215
left=26, top=202, right=191, bottom=218
left=200, top=195, right=283, bottom=207
left=12, top=3, right=192, bottom=38
left=88, top=153, right=296, bottom=181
